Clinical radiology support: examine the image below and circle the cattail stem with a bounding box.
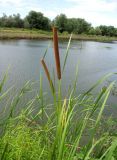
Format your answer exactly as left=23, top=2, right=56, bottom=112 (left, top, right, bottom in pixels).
left=53, top=27, right=61, bottom=80
left=41, top=59, right=55, bottom=94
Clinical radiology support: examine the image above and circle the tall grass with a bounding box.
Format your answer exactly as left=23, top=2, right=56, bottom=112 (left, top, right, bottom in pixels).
left=0, top=27, right=117, bottom=160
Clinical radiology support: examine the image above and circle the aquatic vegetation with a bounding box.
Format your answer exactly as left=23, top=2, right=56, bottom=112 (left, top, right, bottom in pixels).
left=0, top=27, right=117, bottom=160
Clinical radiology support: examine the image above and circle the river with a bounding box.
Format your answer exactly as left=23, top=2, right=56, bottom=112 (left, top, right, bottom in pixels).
left=0, top=39, right=117, bottom=116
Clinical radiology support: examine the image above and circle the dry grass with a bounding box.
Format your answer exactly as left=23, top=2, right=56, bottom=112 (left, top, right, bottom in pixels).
left=0, top=28, right=117, bottom=42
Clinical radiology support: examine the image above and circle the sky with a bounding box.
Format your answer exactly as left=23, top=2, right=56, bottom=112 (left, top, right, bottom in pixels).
left=0, top=0, right=117, bottom=27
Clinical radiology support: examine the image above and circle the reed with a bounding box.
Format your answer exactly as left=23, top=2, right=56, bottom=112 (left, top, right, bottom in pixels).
left=41, top=59, right=55, bottom=94
left=0, top=28, right=116, bottom=160
left=53, top=27, right=61, bottom=80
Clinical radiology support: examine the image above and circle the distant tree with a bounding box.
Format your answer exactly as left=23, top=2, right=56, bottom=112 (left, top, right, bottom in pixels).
left=66, top=18, right=91, bottom=34
left=115, top=29, right=117, bottom=36
left=3, top=15, right=13, bottom=27
left=41, top=16, right=51, bottom=30
left=88, top=27, right=102, bottom=35
left=75, top=18, right=91, bottom=34
left=106, top=26, right=116, bottom=37
left=0, top=13, right=24, bottom=28
left=12, top=14, right=24, bottom=28
left=26, top=11, right=43, bottom=29
left=88, top=27, right=96, bottom=35
left=24, top=18, right=30, bottom=29
left=99, top=25, right=116, bottom=36
left=0, top=10, right=117, bottom=37
left=53, top=14, right=67, bottom=33
left=0, top=13, right=7, bottom=27
left=99, top=25, right=108, bottom=36
left=25, top=11, right=51, bottom=30
left=95, top=27, right=102, bottom=35
left=66, top=19, right=74, bottom=33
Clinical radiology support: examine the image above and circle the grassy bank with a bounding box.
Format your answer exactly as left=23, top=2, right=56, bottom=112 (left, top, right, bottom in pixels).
left=0, top=28, right=117, bottom=42
left=0, top=67, right=117, bottom=160
left=0, top=27, right=117, bottom=160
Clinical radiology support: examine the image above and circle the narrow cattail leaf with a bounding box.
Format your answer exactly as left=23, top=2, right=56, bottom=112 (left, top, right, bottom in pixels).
left=53, top=27, right=61, bottom=80
left=62, top=34, right=72, bottom=73
left=0, top=66, right=10, bottom=93
left=43, top=42, right=51, bottom=60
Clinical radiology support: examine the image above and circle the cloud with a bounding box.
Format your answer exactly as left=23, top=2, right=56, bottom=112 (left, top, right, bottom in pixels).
left=69, top=10, right=117, bottom=27
left=0, top=0, right=117, bottom=26
left=66, top=0, right=117, bottom=12
left=40, top=0, right=117, bottom=26
left=0, top=0, right=41, bottom=17
left=0, top=0, right=22, bottom=6
left=62, top=0, right=117, bottom=26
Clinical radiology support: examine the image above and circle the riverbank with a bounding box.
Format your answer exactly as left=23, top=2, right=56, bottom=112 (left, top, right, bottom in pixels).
left=0, top=28, right=117, bottom=42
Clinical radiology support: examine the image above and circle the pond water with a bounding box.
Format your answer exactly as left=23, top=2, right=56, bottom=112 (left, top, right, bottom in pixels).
left=0, top=40, right=117, bottom=116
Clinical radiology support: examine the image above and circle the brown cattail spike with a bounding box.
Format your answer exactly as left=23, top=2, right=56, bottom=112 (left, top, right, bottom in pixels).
left=41, top=59, right=55, bottom=93
left=53, top=27, right=61, bottom=80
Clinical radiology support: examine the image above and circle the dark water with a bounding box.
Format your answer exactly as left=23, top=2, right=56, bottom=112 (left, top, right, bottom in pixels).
left=0, top=40, right=117, bottom=116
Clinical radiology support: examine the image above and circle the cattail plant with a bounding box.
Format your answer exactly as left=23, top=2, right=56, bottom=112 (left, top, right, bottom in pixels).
left=53, top=27, right=61, bottom=80
left=41, top=27, right=62, bottom=94
left=41, top=59, right=55, bottom=94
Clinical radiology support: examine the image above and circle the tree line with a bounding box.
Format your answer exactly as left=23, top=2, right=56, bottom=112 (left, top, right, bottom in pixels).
left=0, top=11, right=117, bottom=37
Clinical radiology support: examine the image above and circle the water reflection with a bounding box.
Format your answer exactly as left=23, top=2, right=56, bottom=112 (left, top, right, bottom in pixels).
left=0, top=39, right=117, bottom=116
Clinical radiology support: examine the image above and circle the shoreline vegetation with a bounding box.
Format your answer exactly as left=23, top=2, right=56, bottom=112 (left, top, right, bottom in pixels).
left=1, top=11, right=117, bottom=42
left=0, top=28, right=117, bottom=42
left=0, top=27, right=117, bottom=159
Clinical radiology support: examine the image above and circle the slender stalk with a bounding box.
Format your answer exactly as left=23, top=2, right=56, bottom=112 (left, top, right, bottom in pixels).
left=62, top=34, right=72, bottom=73
left=53, top=27, right=61, bottom=80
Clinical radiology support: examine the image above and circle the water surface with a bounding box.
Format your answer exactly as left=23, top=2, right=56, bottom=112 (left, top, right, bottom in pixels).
left=0, top=40, right=117, bottom=116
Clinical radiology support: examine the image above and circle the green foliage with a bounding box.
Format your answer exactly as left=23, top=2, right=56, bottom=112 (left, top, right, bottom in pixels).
left=25, top=11, right=51, bottom=30
left=88, top=27, right=102, bottom=36
left=0, top=13, right=24, bottom=28
left=54, top=15, right=91, bottom=34
left=0, top=26, right=117, bottom=160
left=99, top=25, right=116, bottom=37
left=53, top=14, right=68, bottom=33
left=94, top=27, right=102, bottom=35
left=88, top=28, right=96, bottom=35
left=0, top=11, right=117, bottom=37
left=0, top=74, right=117, bottom=160
left=0, top=60, right=117, bottom=160
left=68, top=18, right=91, bottom=34
left=88, top=25, right=117, bottom=37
